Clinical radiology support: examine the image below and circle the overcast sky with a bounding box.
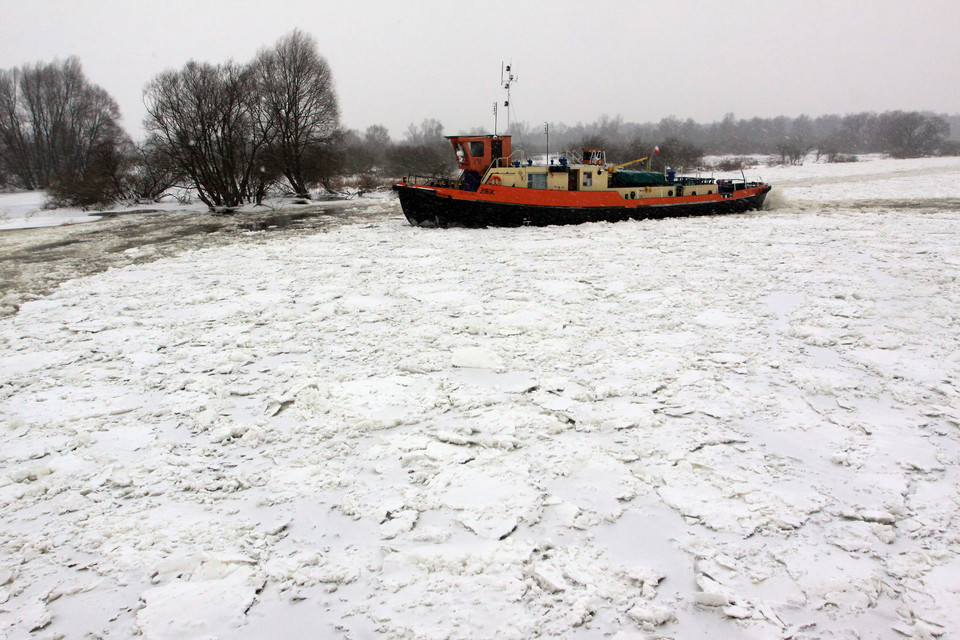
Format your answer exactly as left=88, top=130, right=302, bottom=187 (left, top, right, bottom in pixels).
left=1, top=0, right=957, bottom=140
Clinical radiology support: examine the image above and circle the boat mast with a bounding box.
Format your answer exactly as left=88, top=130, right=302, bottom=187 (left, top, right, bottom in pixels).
left=545, top=122, right=549, bottom=166
left=501, top=62, right=515, bottom=134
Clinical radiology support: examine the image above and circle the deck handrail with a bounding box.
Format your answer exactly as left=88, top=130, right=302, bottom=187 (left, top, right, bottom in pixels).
left=491, top=149, right=527, bottom=169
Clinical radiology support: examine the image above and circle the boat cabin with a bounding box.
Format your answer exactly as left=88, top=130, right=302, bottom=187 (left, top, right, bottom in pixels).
left=446, top=135, right=511, bottom=192
left=449, top=135, right=512, bottom=173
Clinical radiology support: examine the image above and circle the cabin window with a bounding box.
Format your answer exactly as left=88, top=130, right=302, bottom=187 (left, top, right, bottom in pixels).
left=527, top=172, right=547, bottom=189
left=469, top=141, right=485, bottom=157
left=582, top=172, right=592, bottom=187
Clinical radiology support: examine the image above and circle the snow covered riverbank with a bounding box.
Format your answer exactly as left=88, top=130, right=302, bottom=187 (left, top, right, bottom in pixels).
left=2, top=157, right=960, bottom=639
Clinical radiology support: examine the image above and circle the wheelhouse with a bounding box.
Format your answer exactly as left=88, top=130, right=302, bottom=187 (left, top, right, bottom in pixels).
left=447, top=135, right=512, bottom=191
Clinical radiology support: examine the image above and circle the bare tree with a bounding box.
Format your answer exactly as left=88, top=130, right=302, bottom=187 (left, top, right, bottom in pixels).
left=252, top=30, right=340, bottom=198
left=124, top=135, right=184, bottom=202
left=345, top=124, right=392, bottom=180
left=19, top=58, right=86, bottom=180
left=363, top=124, right=391, bottom=170
left=388, top=118, right=455, bottom=177
left=0, top=68, right=36, bottom=188
left=144, top=61, right=268, bottom=209
left=876, top=111, right=949, bottom=158
left=404, top=118, right=444, bottom=145
left=0, top=57, right=131, bottom=204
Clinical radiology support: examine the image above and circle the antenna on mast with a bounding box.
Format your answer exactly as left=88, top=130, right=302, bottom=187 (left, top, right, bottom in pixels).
left=501, top=62, right=516, bottom=134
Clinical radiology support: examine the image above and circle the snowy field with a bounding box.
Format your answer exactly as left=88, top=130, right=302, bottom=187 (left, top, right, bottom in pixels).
left=1, top=156, right=960, bottom=639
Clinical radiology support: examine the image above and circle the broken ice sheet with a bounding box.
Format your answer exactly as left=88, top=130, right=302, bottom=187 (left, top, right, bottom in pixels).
left=4, top=159, right=960, bottom=638
left=432, top=465, right=539, bottom=539
left=137, top=568, right=264, bottom=640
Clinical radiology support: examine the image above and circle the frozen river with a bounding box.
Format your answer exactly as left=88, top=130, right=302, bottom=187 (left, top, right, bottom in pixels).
left=1, top=157, right=960, bottom=639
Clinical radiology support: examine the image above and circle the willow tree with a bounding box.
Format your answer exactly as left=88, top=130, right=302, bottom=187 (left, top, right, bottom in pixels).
left=252, top=30, right=341, bottom=197
left=0, top=57, right=129, bottom=199
left=144, top=61, right=268, bottom=209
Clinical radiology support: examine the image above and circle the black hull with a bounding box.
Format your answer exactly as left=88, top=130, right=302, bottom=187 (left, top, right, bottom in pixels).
left=396, top=186, right=771, bottom=228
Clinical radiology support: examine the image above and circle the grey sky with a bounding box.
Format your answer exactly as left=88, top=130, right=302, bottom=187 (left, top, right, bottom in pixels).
left=1, top=0, right=957, bottom=140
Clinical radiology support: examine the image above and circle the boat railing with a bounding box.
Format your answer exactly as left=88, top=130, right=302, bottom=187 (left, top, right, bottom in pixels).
left=491, top=150, right=527, bottom=169
left=716, top=178, right=764, bottom=193
left=559, top=149, right=587, bottom=164
left=673, top=176, right=715, bottom=186
left=401, top=175, right=462, bottom=188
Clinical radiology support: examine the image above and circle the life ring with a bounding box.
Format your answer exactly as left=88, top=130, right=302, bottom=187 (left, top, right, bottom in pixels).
left=488, top=175, right=502, bottom=186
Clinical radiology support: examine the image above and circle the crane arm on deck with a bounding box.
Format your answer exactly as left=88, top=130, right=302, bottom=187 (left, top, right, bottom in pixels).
left=610, top=156, right=650, bottom=172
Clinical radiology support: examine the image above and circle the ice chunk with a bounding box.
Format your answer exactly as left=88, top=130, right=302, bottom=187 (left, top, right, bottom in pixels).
left=18, top=597, right=52, bottom=632
left=722, top=604, right=753, bottom=619
left=380, top=509, right=418, bottom=539
left=694, top=591, right=733, bottom=607
left=530, top=563, right=568, bottom=593
left=451, top=346, right=503, bottom=371
left=627, top=602, right=676, bottom=627
left=137, top=568, right=263, bottom=640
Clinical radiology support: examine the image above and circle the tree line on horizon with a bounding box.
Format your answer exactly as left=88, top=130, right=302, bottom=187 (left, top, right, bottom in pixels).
left=1, top=36, right=957, bottom=209
left=535, top=111, right=959, bottom=170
